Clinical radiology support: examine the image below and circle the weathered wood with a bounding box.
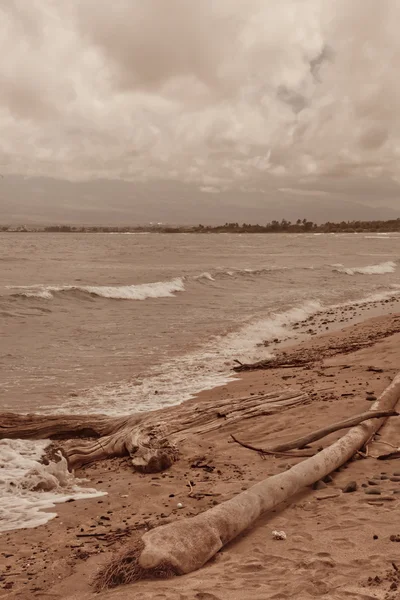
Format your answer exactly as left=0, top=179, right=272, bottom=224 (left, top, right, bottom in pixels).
left=95, top=373, right=400, bottom=590
left=377, top=450, right=400, bottom=460
left=230, top=434, right=315, bottom=457
left=233, top=357, right=310, bottom=372
left=0, top=389, right=310, bottom=472
left=231, top=410, right=399, bottom=454
left=0, top=413, right=127, bottom=439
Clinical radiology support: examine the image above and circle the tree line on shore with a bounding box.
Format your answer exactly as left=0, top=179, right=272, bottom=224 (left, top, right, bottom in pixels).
left=1, top=217, right=400, bottom=233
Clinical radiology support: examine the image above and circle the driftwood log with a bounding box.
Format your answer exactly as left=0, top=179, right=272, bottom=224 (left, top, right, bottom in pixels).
left=231, top=410, right=399, bottom=455
left=0, top=389, right=310, bottom=472
left=93, top=372, right=400, bottom=590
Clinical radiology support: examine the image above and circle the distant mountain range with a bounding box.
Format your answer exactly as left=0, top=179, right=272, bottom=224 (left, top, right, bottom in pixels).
left=0, top=175, right=398, bottom=225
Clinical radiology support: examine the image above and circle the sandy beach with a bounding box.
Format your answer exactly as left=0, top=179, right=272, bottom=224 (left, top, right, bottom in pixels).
left=3, top=2, right=400, bottom=597
left=2, top=307, right=400, bottom=600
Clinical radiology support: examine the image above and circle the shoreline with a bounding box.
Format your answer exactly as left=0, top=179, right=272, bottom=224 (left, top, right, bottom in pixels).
left=4, top=285, right=400, bottom=416
left=2, top=309, right=400, bottom=599
left=2, top=227, right=400, bottom=234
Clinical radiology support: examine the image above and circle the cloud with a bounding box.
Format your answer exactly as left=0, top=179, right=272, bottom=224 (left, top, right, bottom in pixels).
left=200, top=186, right=220, bottom=194
left=0, top=0, right=399, bottom=190
left=77, top=0, right=241, bottom=95
left=278, top=188, right=328, bottom=197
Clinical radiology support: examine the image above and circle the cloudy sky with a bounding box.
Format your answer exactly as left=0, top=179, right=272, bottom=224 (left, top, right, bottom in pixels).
left=0, top=1, right=399, bottom=222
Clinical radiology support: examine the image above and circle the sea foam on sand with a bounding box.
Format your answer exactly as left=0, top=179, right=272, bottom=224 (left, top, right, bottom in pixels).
left=59, top=300, right=323, bottom=416
left=0, top=439, right=105, bottom=532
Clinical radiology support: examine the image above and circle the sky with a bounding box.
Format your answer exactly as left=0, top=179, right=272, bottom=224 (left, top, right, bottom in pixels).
left=0, top=1, right=399, bottom=223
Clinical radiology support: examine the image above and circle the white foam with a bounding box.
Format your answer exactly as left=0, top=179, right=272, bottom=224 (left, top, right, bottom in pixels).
left=332, top=260, right=396, bottom=275
left=193, top=272, right=215, bottom=281
left=21, top=289, right=54, bottom=300
left=193, top=267, right=273, bottom=281
left=80, top=278, right=185, bottom=299
left=56, top=282, right=400, bottom=418
left=58, top=300, right=323, bottom=416
left=0, top=439, right=105, bottom=532
left=9, top=278, right=185, bottom=301
left=216, top=266, right=287, bottom=278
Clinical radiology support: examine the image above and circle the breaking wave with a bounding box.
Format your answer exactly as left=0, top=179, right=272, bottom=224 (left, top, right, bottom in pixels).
left=5, top=259, right=397, bottom=305
left=332, top=261, right=396, bottom=275
left=79, top=278, right=185, bottom=299
left=5, top=267, right=290, bottom=302
left=192, top=267, right=286, bottom=281
left=9, top=277, right=186, bottom=301
left=58, top=300, right=323, bottom=416
left=193, top=271, right=215, bottom=281
left=219, top=266, right=288, bottom=277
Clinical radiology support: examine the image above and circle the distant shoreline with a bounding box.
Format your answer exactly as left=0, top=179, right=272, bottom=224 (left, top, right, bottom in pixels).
left=1, top=218, right=400, bottom=234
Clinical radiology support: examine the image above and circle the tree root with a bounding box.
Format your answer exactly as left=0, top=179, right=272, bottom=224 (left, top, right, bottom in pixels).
left=93, top=538, right=179, bottom=592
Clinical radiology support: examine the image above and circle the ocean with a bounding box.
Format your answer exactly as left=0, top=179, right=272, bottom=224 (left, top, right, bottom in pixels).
left=1, top=231, right=400, bottom=531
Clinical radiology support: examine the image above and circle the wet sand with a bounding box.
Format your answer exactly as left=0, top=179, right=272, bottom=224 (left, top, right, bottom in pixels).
left=2, top=309, right=400, bottom=600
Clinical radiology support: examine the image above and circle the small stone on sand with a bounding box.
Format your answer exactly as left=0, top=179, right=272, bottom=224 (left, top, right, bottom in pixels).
left=343, top=481, right=357, bottom=493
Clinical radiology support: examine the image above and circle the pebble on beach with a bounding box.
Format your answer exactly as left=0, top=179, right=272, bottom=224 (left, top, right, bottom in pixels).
left=342, top=481, right=358, bottom=493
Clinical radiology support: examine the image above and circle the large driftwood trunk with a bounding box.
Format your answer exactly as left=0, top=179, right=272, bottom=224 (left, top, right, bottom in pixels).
left=94, top=373, right=400, bottom=590
left=0, top=389, right=309, bottom=472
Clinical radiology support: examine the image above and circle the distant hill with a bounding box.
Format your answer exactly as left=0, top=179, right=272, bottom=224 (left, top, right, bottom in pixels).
left=0, top=175, right=398, bottom=226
